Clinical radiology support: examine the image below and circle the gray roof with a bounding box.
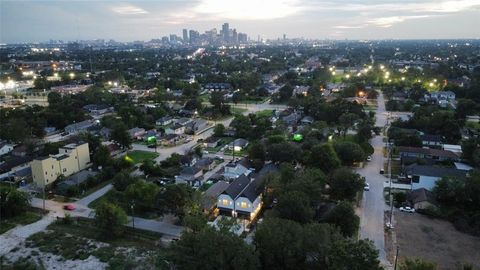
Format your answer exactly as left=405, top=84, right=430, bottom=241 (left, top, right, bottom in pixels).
left=180, top=166, right=202, bottom=175
left=240, top=178, right=262, bottom=202
left=407, top=188, right=437, bottom=205
left=404, top=164, right=468, bottom=178
left=233, top=138, right=249, bottom=147
left=60, top=170, right=98, bottom=187
left=223, top=174, right=250, bottom=199
left=398, top=146, right=459, bottom=159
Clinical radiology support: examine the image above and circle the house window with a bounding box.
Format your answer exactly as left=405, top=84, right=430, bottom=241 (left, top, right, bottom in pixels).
left=241, top=202, right=247, bottom=208
left=63, top=168, right=67, bottom=172
left=222, top=199, right=229, bottom=206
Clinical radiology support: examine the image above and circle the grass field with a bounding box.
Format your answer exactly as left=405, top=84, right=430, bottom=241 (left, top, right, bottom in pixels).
left=231, top=107, right=248, bottom=115
left=255, top=109, right=274, bottom=118
left=0, top=210, right=43, bottom=234
left=125, top=150, right=159, bottom=164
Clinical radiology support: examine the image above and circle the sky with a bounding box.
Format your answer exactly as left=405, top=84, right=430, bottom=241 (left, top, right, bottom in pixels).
left=1, top=0, right=480, bottom=43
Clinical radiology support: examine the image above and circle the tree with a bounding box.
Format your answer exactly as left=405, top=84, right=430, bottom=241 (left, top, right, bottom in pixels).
left=275, top=191, right=314, bottom=224
left=213, top=123, right=225, bottom=137
left=334, top=141, right=365, bottom=165
left=248, top=142, right=266, bottom=162
left=111, top=123, right=131, bottom=149
left=94, top=202, right=128, bottom=238
left=266, top=142, right=301, bottom=163
left=399, top=258, right=437, bottom=270
left=277, top=84, right=293, bottom=102
left=125, top=180, right=160, bottom=212
left=328, top=168, right=365, bottom=201
left=326, top=239, right=382, bottom=270
left=156, top=184, right=194, bottom=219
left=0, top=186, right=31, bottom=218
left=92, top=145, right=112, bottom=168
left=307, top=143, right=341, bottom=173
left=338, top=113, right=359, bottom=137
left=322, top=201, right=360, bottom=237
left=112, top=171, right=138, bottom=191
left=254, top=218, right=307, bottom=270
left=168, top=227, right=258, bottom=270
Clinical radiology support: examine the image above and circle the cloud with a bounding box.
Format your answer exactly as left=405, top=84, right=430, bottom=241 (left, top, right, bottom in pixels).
left=334, top=25, right=367, bottom=29
left=112, top=5, right=148, bottom=15
left=368, top=15, right=432, bottom=28
left=193, top=0, right=303, bottom=20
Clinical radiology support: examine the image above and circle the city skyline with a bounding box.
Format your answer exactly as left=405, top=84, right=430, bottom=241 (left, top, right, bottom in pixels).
left=1, top=0, right=480, bottom=43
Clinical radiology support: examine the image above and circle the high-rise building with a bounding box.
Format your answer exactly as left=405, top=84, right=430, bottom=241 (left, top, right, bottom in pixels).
left=189, top=30, right=200, bottom=44
left=232, top=29, right=238, bottom=44
left=169, top=34, right=178, bottom=43
left=183, top=29, right=188, bottom=43
left=238, top=33, right=248, bottom=43
left=222, top=23, right=229, bottom=43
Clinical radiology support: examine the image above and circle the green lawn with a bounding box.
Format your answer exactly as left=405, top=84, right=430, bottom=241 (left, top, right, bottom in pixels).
left=0, top=210, right=43, bottom=234
left=88, top=189, right=159, bottom=219
left=255, top=109, right=274, bottom=118
left=231, top=107, right=248, bottom=115
left=125, top=150, right=159, bottom=164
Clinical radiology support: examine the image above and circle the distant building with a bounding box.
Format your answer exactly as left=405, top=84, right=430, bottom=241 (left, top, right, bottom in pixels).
left=217, top=174, right=263, bottom=220
left=228, top=138, right=249, bottom=152
left=31, top=143, right=90, bottom=188
left=165, top=124, right=185, bottom=135
left=65, top=120, right=96, bottom=134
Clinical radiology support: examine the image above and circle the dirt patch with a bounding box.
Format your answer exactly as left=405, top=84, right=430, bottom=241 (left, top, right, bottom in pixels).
left=391, top=212, right=480, bottom=269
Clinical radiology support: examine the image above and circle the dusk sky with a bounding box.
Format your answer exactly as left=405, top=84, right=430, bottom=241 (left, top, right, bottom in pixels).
left=1, top=0, right=479, bottom=43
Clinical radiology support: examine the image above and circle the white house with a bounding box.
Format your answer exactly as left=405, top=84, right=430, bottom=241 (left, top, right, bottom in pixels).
left=0, top=143, right=14, bottom=156
left=165, top=124, right=185, bottom=135
left=217, top=174, right=262, bottom=220
left=228, top=138, right=249, bottom=152
left=223, top=160, right=252, bottom=180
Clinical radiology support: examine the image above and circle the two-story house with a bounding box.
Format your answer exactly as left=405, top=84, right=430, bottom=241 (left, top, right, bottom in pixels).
left=217, top=174, right=263, bottom=220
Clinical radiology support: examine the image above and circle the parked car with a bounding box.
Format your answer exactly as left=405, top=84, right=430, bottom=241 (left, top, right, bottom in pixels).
left=366, top=156, right=372, bottom=161
left=147, top=144, right=156, bottom=148
left=380, top=169, right=385, bottom=174
left=63, top=204, right=76, bottom=211
left=364, top=183, right=370, bottom=191
left=399, top=206, right=415, bottom=213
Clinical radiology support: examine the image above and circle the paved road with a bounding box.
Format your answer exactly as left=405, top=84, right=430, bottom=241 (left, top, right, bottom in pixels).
left=356, top=91, right=390, bottom=264
left=76, top=184, right=113, bottom=206
left=30, top=196, right=184, bottom=237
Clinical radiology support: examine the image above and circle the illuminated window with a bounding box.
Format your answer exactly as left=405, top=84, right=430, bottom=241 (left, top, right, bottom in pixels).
left=222, top=199, right=229, bottom=206
left=241, top=202, right=247, bottom=208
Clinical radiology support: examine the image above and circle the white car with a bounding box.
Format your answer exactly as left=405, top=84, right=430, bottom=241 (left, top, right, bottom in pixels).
left=399, top=206, right=415, bottom=213
left=366, top=156, right=372, bottom=161
left=364, top=183, right=370, bottom=191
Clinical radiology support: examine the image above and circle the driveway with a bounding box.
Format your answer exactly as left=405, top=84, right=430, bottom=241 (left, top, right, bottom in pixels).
left=356, top=91, right=390, bottom=265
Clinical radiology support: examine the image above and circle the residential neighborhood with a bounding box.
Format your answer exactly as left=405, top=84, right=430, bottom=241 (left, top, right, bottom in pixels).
left=1, top=12, right=480, bottom=270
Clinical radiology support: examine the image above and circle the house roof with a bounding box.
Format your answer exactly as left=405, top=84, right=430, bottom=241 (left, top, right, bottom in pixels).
left=223, top=174, right=250, bottom=199
left=233, top=138, right=249, bottom=147
left=404, top=164, right=468, bottom=178
left=420, top=134, right=443, bottom=142
left=180, top=166, right=202, bottom=175
left=60, top=170, right=99, bottom=187
left=240, top=177, right=262, bottom=202
left=407, top=188, right=437, bottom=205
left=204, top=136, right=221, bottom=143
left=398, top=146, right=459, bottom=159
left=195, top=157, right=213, bottom=167
left=202, top=181, right=230, bottom=210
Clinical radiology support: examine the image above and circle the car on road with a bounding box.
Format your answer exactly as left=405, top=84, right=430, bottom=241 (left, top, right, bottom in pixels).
left=147, top=144, right=156, bottom=148
left=215, top=155, right=224, bottom=161
left=364, top=183, right=370, bottom=191
left=399, top=206, right=415, bottom=213
left=366, top=156, right=372, bottom=161
left=63, top=204, right=76, bottom=211
left=380, top=169, right=385, bottom=174
left=203, top=150, right=209, bottom=154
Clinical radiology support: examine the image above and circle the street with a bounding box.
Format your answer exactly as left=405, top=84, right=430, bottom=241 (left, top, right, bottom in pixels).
left=356, top=91, right=390, bottom=265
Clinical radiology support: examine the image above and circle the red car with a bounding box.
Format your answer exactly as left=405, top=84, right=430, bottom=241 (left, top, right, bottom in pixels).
left=63, top=204, right=76, bottom=211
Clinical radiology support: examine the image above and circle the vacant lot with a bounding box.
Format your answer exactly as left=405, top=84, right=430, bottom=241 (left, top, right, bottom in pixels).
left=394, top=212, right=480, bottom=269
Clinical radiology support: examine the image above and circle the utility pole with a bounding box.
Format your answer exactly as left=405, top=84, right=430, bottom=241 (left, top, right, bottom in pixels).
left=43, top=185, right=46, bottom=214
left=394, top=246, right=399, bottom=270
left=131, top=201, right=135, bottom=230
